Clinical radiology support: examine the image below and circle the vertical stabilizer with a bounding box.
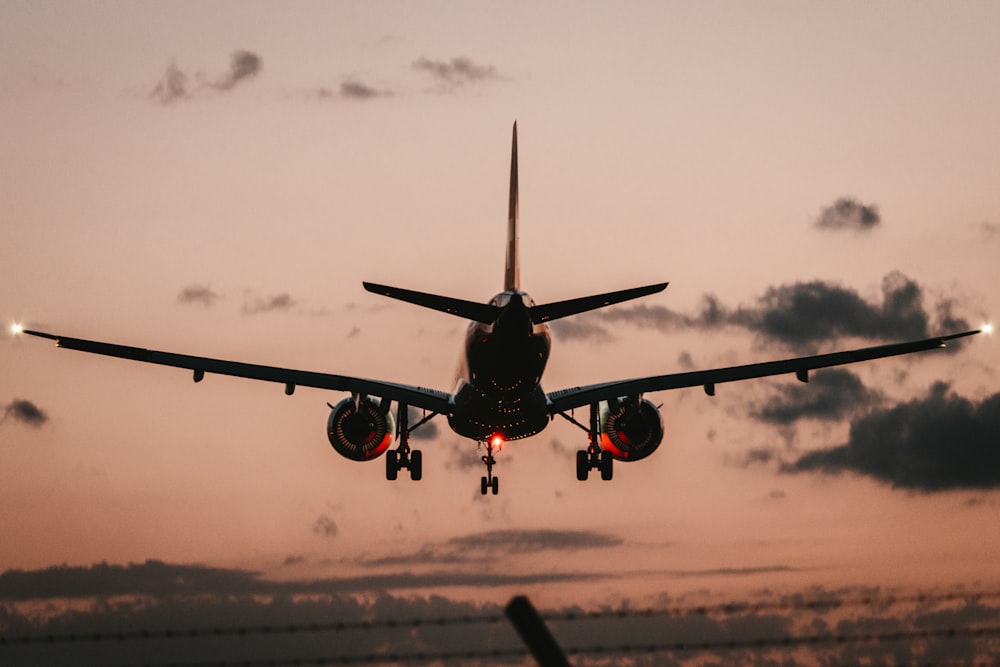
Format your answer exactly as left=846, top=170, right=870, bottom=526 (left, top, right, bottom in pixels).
left=504, top=122, right=520, bottom=291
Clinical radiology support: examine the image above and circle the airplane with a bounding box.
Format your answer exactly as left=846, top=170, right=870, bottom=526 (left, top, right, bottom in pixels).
left=19, top=123, right=983, bottom=495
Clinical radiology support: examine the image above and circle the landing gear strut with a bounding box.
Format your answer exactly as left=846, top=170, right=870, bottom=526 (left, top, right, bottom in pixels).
left=574, top=402, right=612, bottom=481
left=480, top=438, right=500, bottom=495
left=386, top=402, right=422, bottom=481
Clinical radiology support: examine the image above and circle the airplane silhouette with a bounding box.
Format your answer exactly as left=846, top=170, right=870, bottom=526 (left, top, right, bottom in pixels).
left=22, top=123, right=981, bottom=494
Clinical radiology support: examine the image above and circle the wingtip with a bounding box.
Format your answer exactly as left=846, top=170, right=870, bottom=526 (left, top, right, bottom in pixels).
left=23, top=329, right=59, bottom=341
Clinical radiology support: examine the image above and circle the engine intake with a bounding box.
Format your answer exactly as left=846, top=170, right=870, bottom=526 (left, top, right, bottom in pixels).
left=599, top=398, right=664, bottom=462
left=327, top=397, right=395, bottom=461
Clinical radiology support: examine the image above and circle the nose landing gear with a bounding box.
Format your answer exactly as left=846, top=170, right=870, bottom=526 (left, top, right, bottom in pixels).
left=480, top=437, right=501, bottom=495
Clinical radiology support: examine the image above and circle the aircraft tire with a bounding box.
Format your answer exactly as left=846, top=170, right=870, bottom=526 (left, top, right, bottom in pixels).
left=480, top=476, right=488, bottom=495
left=600, top=450, right=613, bottom=481
left=409, top=450, right=423, bottom=481
left=386, top=450, right=399, bottom=481
left=576, top=451, right=589, bottom=481
left=491, top=477, right=499, bottom=495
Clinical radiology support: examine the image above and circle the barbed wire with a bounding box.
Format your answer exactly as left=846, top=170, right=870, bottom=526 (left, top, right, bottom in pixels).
left=96, top=625, right=1000, bottom=667
left=2, top=588, right=998, bottom=647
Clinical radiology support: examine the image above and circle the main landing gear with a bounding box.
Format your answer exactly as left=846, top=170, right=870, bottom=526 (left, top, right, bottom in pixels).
left=558, top=403, right=614, bottom=482
left=385, top=402, right=429, bottom=482
left=480, top=437, right=501, bottom=495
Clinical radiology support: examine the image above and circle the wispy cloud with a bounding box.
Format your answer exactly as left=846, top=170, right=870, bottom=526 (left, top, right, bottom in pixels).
left=177, top=285, right=220, bottom=307
left=1, top=399, right=49, bottom=428
left=412, top=56, right=503, bottom=89
left=150, top=50, right=263, bottom=105
left=814, top=197, right=881, bottom=232
left=242, top=293, right=296, bottom=315
left=362, top=529, right=624, bottom=567
left=788, top=383, right=1000, bottom=490
left=312, top=515, right=338, bottom=538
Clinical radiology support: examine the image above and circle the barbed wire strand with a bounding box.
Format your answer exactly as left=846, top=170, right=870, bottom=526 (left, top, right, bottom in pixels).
left=2, top=588, right=999, bottom=647
left=99, top=625, right=1000, bottom=667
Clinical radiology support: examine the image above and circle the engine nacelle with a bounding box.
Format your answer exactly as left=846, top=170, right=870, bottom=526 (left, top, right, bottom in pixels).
left=599, top=397, right=664, bottom=462
left=327, top=397, right=395, bottom=461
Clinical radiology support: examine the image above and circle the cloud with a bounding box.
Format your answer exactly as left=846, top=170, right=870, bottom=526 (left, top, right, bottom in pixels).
left=209, top=50, right=262, bottom=91
left=977, top=221, right=1000, bottom=240
left=752, top=369, right=884, bottom=424
left=815, top=197, right=881, bottom=232
left=412, top=56, right=502, bottom=88
left=788, top=383, right=1000, bottom=490
left=177, top=285, right=220, bottom=307
left=312, top=515, right=338, bottom=538
left=242, top=293, right=296, bottom=315
left=339, top=80, right=387, bottom=99
left=585, top=272, right=969, bottom=352
left=1, top=399, right=49, bottom=428
left=149, top=60, right=188, bottom=105
left=362, top=529, right=624, bottom=567
left=149, top=50, right=262, bottom=105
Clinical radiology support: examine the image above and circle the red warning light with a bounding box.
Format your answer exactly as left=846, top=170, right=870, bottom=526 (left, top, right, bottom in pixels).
left=490, top=434, right=504, bottom=448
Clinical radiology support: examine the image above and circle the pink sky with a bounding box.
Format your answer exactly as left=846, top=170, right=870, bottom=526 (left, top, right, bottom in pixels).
left=2, top=1, right=999, bottom=663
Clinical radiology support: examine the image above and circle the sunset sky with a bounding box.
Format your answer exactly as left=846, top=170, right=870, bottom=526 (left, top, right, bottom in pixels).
left=2, top=1, right=999, bottom=664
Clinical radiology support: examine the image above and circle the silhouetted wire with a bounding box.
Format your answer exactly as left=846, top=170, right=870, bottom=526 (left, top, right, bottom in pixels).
left=101, top=625, right=1000, bottom=667
left=2, top=589, right=998, bottom=647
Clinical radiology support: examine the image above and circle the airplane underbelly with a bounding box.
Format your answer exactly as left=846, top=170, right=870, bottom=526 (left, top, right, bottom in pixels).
left=448, top=383, right=548, bottom=441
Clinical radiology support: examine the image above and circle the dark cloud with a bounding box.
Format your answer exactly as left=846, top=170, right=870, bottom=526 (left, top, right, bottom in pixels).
left=208, top=50, right=263, bottom=91
left=242, top=293, right=296, bottom=315
left=815, top=197, right=881, bottom=232
left=1, top=399, right=49, bottom=428
left=149, top=50, right=262, bottom=105
left=312, top=515, right=338, bottom=538
left=177, top=285, right=220, bottom=307
left=752, top=369, right=884, bottom=424
left=549, top=316, right=614, bottom=343
left=788, top=383, right=1000, bottom=491
left=586, top=272, right=969, bottom=352
left=412, top=56, right=502, bottom=88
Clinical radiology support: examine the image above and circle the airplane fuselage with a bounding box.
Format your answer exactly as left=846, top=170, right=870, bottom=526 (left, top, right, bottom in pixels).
left=449, top=291, right=551, bottom=441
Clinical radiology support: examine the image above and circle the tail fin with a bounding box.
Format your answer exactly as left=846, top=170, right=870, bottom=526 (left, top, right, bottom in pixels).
left=505, top=122, right=520, bottom=292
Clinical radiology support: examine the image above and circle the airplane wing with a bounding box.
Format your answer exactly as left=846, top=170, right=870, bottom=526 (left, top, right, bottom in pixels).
left=545, top=329, right=981, bottom=413
left=23, top=330, right=452, bottom=414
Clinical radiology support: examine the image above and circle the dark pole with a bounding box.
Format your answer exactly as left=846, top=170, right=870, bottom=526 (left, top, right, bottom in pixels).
left=504, top=595, right=571, bottom=667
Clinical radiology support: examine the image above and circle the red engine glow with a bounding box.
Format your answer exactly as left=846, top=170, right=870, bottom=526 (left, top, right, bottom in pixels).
left=599, top=398, right=664, bottom=461
left=326, top=397, right=395, bottom=461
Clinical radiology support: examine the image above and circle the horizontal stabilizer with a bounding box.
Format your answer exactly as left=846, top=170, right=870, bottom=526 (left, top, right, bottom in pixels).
left=363, top=282, right=499, bottom=324
left=529, top=283, right=668, bottom=323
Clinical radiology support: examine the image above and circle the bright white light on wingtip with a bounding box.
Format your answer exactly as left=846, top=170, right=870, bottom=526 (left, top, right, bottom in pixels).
left=983, top=323, right=994, bottom=336
left=10, top=322, right=24, bottom=336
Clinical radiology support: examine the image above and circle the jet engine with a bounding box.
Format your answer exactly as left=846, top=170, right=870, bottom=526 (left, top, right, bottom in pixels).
left=598, top=398, right=664, bottom=461
left=327, top=397, right=395, bottom=461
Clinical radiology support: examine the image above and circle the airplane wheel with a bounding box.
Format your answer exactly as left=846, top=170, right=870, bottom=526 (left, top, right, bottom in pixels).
left=600, top=450, right=613, bottom=481
left=576, top=451, right=589, bottom=481
left=481, top=476, right=488, bottom=495
left=491, top=477, right=499, bottom=495
left=386, top=450, right=399, bottom=481
left=409, top=450, right=423, bottom=481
